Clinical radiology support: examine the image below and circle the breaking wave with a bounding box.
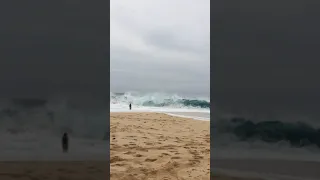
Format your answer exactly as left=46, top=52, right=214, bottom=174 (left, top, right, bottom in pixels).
left=110, top=92, right=210, bottom=109
left=0, top=96, right=108, bottom=140
left=213, top=116, right=320, bottom=148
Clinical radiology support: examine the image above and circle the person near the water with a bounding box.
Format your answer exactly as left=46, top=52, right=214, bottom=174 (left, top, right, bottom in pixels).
left=62, top=132, right=69, bottom=153
left=129, top=103, right=132, bottom=110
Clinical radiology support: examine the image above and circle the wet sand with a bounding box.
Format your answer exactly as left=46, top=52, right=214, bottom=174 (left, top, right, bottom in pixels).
left=212, top=173, right=264, bottom=180
left=165, top=112, right=210, bottom=119
left=212, top=158, right=320, bottom=180
left=110, top=112, right=210, bottom=180
left=0, top=161, right=108, bottom=180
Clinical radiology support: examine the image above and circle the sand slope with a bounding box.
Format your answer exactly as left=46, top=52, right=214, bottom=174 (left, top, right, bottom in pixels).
left=110, top=112, right=210, bottom=180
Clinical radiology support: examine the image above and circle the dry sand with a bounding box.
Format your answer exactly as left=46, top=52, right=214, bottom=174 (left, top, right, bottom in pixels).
left=110, top=112, right=210, bottom=180
left=0, top=161, right=108, bottom=180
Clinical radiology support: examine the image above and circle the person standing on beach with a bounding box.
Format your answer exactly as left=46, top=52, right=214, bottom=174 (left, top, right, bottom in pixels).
left=62, top=132, right=69, bottom=153
left=129, top=103, right=132, bottom=110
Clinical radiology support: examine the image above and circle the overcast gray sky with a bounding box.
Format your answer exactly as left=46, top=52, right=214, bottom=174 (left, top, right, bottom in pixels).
left=213, top=0, right=320, bottom=119
left=0, top=1, right=108, bottom=100
left=110, top=0, right=210, bottom=96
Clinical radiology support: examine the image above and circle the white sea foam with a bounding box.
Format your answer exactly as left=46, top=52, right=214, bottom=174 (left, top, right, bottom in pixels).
left=0, top=131, right=108, bottom=161
left=110, top=92, right=210, bottom=120
left=110, top=103, right=210, bottom=119
left=0, top=95, right=108, bottom=161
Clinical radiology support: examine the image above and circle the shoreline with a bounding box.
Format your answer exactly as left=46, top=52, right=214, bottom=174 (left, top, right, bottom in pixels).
left=110, top=111, right=210, bottom=121
left=212, top=158, right=320, bottom=180
left=0, top=135, right=108, bottom=161
left=165, top=112, right=210, bottom=121
left=0, top=161, right=108, bottom=179
left=211, top=173, right=265, bottom=180
left=110, top=112, right=210, bottom=180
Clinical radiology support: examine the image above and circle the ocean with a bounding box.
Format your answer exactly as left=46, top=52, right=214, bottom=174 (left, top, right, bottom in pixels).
left=212, top=108, right=320, bottom=180
left=212, top=113, right=320, bottom=159
left=110, top=91, right=210, bottom=121
left=0, top=96, right=108, bottom=161
left=0, top=92, right=210, bottom=161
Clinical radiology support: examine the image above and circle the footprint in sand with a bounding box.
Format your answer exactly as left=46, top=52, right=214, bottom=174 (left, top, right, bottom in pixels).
left=171, top=156, right=181, bottom=160
left=161, top=153, right=170, bottom=156
left=188, top=159, right=201, bottom=165
left=145, top=158, right=157, bottom=162
left=124, top=151, right=136, bottom=155
left=135, top=154, right=143, bottom=157
left=110, top=156, right=125, bottom=163
left=118, top=163, right=129, bottom=168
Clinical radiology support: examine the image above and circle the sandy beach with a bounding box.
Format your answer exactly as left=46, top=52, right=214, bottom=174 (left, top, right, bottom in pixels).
left=212, top=158, right=320, bottom=180
left=110, top=112, right=210, bottom=180
left=0, top=161, right=108, bottom=180
left=212, top=173, right=264, bottom=180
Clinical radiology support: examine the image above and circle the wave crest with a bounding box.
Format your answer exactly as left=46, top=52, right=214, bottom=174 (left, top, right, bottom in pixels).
left=214, top=117, right=320, bottom=148
left=0, top=96, right=108, bottom=140
left=110, top=92, right=210, bottom=109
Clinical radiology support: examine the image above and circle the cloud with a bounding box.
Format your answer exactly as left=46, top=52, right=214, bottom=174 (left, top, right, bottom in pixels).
left=212, top=0, right=320, bottom=118
left=110, top=0, right=210, bottom=95
left=0, top=1, right=109, bottom=99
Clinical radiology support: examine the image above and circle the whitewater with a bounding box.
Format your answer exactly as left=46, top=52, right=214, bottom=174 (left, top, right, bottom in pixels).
left=0, top=92, right=210, bottom=161
left=212, top=110, right=320, bottom=180
left=110, top=92, right=210, bottom=121
left=0, top=96, right=108, bottom=161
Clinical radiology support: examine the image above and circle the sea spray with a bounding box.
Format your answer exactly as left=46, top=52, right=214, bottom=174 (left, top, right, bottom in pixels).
left=213, top=116, right=320, bottom=148
left=110, top=92, right=210, bottom=109
left=0, top=96, right=108, bottom=140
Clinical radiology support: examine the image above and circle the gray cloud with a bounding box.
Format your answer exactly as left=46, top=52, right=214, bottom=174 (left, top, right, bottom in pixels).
left=110, top=0, right=210, bottom=96
left=0, top=1, right=108, bottom=99
left=213, top=0, right=320, bottom=118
